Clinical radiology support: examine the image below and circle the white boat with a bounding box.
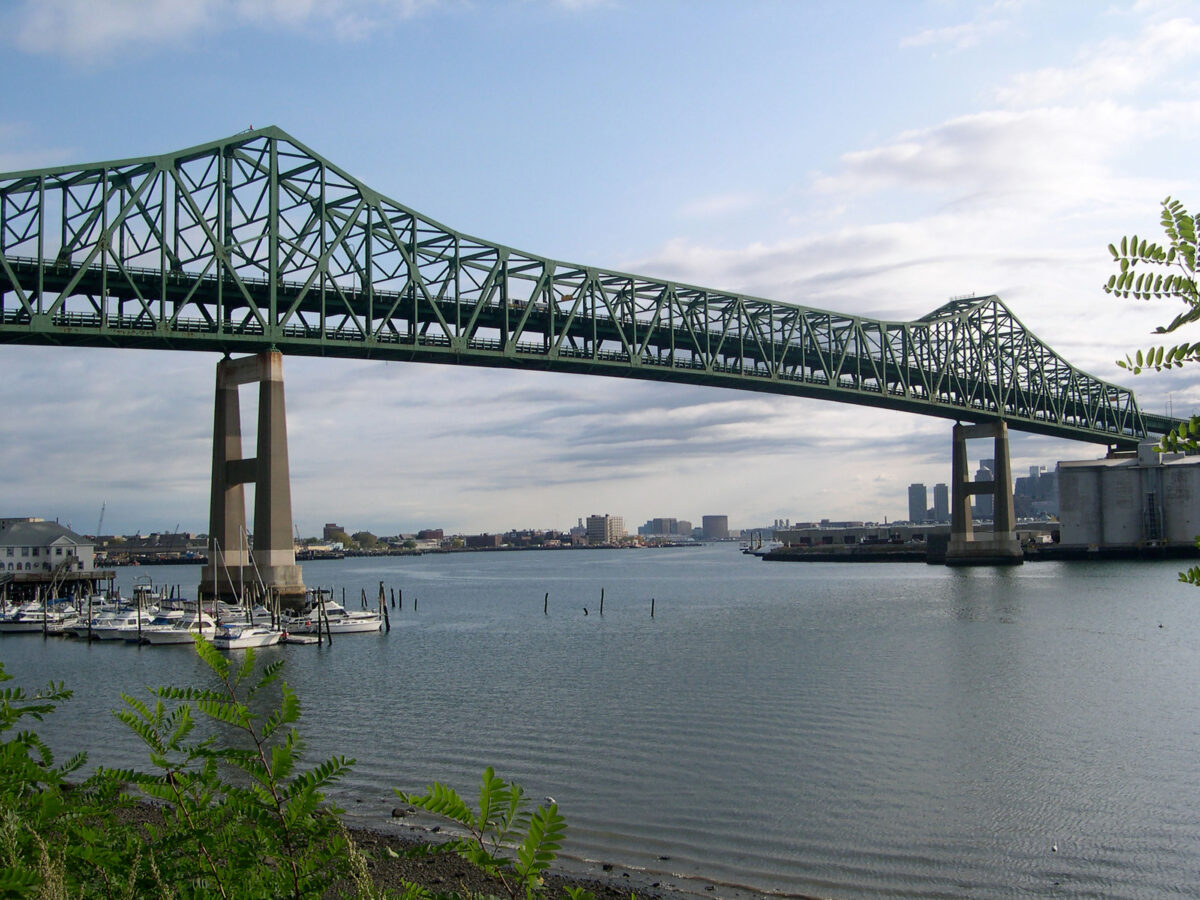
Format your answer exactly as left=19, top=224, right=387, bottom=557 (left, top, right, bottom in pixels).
left=91, top=609, right=157, bottom=641
left=211, top=602, right=273, bottom=626
left=0, top=604, right=76, bottom=634
left=63, top=606, right=121, bottom=639
left=282, top=601, right=382, bottom=635
left=124, top=609, right=184, bottom=643
left=141, top=612, right=218, bottom=645
left=212, top=623, right=283, bottom=650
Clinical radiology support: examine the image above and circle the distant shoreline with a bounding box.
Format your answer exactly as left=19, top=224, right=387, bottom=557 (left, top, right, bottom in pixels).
left=101, top=541, right=708, bottom=567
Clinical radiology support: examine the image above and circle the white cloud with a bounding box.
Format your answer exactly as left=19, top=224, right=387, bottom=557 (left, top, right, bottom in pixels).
left=900, top=0, right=1025, bottom=51
left=995, top=16, right=1200, bottom=106
left=810, top=104, right=1183, bottom=208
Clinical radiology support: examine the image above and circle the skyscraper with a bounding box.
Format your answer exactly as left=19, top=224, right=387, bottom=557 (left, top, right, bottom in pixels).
left=974, top=460, right=995, bottom=519
left=933, top=483, right=949, bottom=522
left=908, top=483, right=928, bottom=522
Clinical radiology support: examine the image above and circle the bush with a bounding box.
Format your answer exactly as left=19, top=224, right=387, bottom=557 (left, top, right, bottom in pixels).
left=0, top=645, right=597, bottom=899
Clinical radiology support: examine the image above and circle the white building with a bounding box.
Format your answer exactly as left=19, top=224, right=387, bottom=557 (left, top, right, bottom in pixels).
left=0, top=517, right=95, bottom=575
left=1058, top=444, right=1200, bottom=549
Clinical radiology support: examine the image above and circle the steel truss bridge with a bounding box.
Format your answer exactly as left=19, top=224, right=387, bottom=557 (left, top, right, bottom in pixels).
left=0, top=127, right=1175, bottom=448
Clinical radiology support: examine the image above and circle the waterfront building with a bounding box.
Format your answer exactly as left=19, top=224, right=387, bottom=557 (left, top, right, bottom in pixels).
left=907, top=483, right=928, bottom=523
left=0, top=517, right=95, bottom=573
left=639, top=517, right=694, bottom=538
left=1058, top=444, right=1200, bottom=549
left=585, top=514, right=625, bottom=544
left=773, top=520, right=1056, bottom=548
left=701, top=515, right=729, bottom=540
left=322, top=522, right=345, bottom=541
left=933, top=483, right=949, bottom=522
left=464, top=533, right=502, bottom=549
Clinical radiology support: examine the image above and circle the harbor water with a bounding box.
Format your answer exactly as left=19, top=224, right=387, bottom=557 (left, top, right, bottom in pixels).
left=4, top=544, right=1200, bottom=898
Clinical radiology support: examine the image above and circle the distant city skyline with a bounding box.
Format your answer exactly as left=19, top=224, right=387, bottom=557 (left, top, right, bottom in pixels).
left=2, top=1, right=1197, bottom=536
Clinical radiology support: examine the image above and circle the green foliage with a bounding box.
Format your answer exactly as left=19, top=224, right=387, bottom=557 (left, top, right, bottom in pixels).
left=106, top=637, right=356, bottom=898
left=1107, top=197, right=1200, bottom=374
left=401, top=768, right=590, bottom=900
left=0, top=651, right=596, bottom=900
left=328, top=529, right=354, bottom=547
left=1108, top=198, right=1200, bottom=587
left=0, top=661, right=135, bottom=898
left=1106, top=197, right=1200, bottom=452
left=352, top=531, right=380, bottom=550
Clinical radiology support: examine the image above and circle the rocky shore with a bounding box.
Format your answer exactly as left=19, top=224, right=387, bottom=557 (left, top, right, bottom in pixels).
left=113, top=801, right=678, bottom=899
left=344, top=824, right=668, bottom=899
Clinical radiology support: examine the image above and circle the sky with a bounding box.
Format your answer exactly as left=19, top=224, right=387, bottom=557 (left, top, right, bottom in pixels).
left=3, top=0, right=1200, bottom=538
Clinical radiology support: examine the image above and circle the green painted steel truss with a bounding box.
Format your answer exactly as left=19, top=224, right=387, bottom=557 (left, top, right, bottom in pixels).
left=0, top=127, right=1173, bottom=447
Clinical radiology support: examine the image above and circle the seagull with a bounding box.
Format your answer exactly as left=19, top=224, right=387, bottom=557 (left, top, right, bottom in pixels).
left=1052, top=843, right=1058, bottom=853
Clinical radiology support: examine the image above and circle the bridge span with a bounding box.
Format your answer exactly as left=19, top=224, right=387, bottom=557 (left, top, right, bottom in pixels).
left=0, top=127, right=1180, bottom=582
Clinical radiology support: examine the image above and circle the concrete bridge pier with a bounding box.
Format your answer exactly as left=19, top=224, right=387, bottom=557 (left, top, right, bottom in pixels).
left=199, top=351, right=305, bottom=606
left=946, top=421, right=1023, bottom=566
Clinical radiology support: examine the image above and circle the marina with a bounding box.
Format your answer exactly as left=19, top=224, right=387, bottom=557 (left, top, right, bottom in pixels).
left=0, top=577, right=386, bottom=648
left=4, top=544, right=1200, bottom=899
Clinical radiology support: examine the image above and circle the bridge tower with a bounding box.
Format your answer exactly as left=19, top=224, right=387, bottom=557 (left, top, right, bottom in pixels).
left=947, top=421, right=1023, bottom=566
left=199, top=351, right=306, bottom=606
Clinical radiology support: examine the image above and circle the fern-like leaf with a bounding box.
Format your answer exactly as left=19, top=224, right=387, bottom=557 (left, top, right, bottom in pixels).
left=514, top=803, right=567, bottom=886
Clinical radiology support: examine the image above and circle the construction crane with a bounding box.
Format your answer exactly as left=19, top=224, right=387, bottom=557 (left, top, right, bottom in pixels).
left=96, top=502, right=105, bottom=538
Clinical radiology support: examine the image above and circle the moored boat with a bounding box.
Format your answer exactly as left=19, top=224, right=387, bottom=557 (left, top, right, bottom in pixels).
left=212, top=623, right=283, bottom=650
left=141, top=612, right=218, bottom=645
left=91, top=609, right=155, bottom=641
left=281, top=600, right=382, bottom=635
left=0, top=604, right=77, bottom=634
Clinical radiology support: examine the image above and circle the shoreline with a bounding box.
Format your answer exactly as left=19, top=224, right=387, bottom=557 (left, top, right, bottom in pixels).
left=351, top=805, right=815, bottom=900
left=114, top=798, right=802, bottom=900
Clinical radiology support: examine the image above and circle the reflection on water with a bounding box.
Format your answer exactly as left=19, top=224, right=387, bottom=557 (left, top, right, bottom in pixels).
left=5, top=545, right=1200, bottom=899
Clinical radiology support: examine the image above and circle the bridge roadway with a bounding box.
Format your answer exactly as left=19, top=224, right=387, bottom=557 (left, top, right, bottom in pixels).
left=0, top=127, right=1179, bottom=448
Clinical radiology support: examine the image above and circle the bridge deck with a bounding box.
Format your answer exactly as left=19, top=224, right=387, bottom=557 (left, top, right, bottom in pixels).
left=0, top=127, right=1177, bottom=448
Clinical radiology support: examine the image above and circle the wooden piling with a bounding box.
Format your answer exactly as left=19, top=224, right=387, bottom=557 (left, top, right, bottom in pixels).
left=391, top=587, right=396, bottom=609
left=600, top=587, right=605, bottom=616
left=544, top=592, right=548, bottom=615
left=398, top=589, right=402, bottom=610
left=361, top=587, right=367, bottom=610
left=651, top=597, right=655, bottom=617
